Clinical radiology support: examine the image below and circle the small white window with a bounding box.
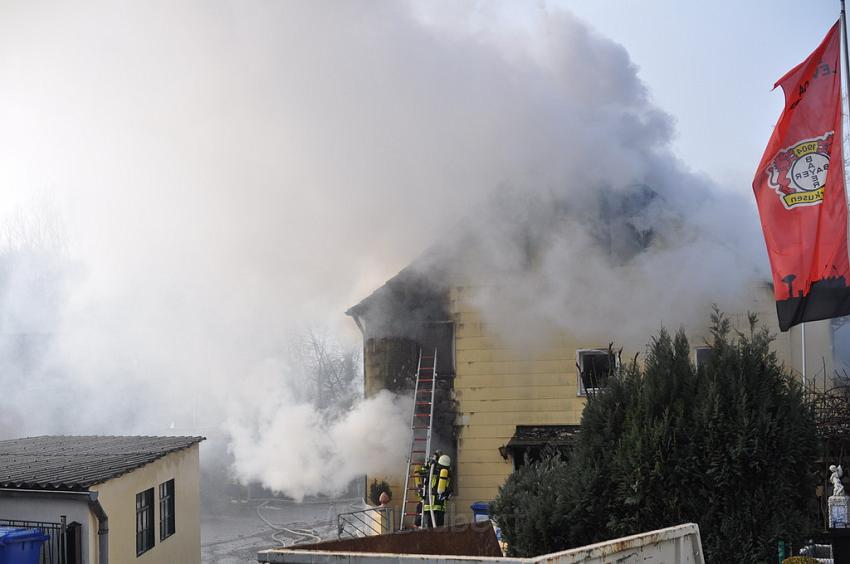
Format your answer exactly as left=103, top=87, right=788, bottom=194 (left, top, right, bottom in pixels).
left=577, top=349, right=615, bottom=396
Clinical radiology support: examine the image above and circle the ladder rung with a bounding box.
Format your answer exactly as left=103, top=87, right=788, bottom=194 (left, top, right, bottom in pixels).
left=414, top=414, right=431, bottom=417
left=415, top=402, right=431, bottom=405
left=411, top=450, right=425, bottom=454
left=412, top=427, right=429, bottom=429
left=413, top=438, right=426, bottom=441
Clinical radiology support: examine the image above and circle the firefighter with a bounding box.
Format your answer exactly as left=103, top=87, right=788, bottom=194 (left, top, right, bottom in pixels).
left=417, top=451, right=452, bottom=528
left=413, top=461, right=428, bottom=528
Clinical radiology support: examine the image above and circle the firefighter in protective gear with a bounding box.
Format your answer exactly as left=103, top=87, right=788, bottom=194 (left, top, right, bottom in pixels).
left=416, top=451, right=452, bottom=527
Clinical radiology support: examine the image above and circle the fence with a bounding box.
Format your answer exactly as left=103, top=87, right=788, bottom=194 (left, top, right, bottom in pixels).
left=0, top=517, right=78, bottom=564
left=337, top=507, right=393, bottom=538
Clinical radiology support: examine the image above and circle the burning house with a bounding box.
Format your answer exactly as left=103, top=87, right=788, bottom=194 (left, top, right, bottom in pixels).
left=346, top=187, right=832, bottom=524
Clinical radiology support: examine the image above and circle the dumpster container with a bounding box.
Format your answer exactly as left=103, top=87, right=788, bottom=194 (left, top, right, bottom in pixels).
left=0, top=527, right=49, bottom=564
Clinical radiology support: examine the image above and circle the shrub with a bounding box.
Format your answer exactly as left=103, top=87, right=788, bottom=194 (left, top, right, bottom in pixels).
left=490, top=454, right=572, bottom=556
left=491, top=311, right=819, bottom=563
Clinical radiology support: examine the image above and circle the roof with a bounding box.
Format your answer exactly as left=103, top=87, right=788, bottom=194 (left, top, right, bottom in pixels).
left=0, top=435, right=205, bottom=491
left=505, top=425, right=580, bottom=449
left=345, top=254, right=453, bottom=339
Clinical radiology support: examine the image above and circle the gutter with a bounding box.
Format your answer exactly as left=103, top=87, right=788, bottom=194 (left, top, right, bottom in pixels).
left=347, top=310, right=366, bottom=337
left=0, top=488, right=108, bottom=564
left=87, top=491, right=109, bottom=564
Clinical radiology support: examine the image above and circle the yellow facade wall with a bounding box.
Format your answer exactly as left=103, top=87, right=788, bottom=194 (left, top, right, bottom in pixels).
left=451, top=288, right=587, bottom=520
left=90, top=444, right=201, bottom=564
left=448, top=284, right=798, bottom=521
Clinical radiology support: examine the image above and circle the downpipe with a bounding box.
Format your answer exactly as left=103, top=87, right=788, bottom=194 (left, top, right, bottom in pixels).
left=87, top=492, right=109, bottom=564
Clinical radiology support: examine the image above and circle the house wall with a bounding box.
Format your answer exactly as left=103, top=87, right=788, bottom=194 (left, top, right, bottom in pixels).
left=448, top=284, right=819, bottom=520
left=90, top=444, right=201, bottom=564
left=361, top=337, right=419, bottom=522
left=361, top=331, right=455, bottom=527
left=0, top=494, right=93, bottom=563
left=789, top=319, right=834, bottom=387
left=450, top=287, right=587, bottom=521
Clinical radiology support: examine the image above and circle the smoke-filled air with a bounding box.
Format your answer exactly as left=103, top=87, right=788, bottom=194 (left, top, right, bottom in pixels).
left=0, top=1, right=766, bottom=497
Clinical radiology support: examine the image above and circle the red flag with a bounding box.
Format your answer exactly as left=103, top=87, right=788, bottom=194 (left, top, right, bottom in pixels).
left=753, top=21, right=850, bottom=331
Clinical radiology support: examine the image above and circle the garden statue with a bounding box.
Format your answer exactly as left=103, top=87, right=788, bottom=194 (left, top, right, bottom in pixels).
left=831, top=464, right=846, bottom=497
left=830, top=464, right=849, bottom=528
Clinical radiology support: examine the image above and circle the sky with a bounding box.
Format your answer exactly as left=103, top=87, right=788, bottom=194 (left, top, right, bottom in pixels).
left=558, top=0, right=841, bottom=190
left=0, top=1, right=843, bottom=290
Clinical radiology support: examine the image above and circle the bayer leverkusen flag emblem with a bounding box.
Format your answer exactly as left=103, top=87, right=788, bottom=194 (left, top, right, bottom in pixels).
left=753, top=21, right=850, bottom=331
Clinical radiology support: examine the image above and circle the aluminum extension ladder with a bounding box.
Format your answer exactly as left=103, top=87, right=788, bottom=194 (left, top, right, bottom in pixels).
left=398, top=348, right=438, bottom=530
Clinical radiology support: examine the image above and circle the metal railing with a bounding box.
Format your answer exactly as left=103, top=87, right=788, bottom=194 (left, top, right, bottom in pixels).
left=337, top=507, right=394, bottom=538
left=0, top=517, right=72, bottom=564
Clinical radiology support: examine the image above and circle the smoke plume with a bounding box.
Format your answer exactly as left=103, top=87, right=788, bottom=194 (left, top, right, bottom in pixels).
left=0, top=1, right=766, bottom=497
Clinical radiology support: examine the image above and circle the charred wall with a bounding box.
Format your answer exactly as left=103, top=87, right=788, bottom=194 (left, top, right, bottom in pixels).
left=348, top=269, right=459, bottom=510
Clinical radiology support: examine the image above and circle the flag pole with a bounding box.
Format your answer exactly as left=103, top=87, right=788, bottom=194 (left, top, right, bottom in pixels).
left=841, top=1, right=850, bottom=91
left=840, top=0, right=850, bottom=393
left=802, top=322, right=807, bottom=388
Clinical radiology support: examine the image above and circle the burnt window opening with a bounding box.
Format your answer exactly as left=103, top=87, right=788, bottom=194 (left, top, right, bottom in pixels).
left=694, top=346, right=713, bottom=371
left=577, top=349, right=615, bottom=396
left=508, top=446, right=562, bottom=471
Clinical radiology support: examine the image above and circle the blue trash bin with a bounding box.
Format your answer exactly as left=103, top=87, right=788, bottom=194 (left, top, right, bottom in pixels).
left=470, top=502, right=502, bottom=541
left=0, top=527, right=50, bottom=564
left=470, top=501, right=490, bottom=523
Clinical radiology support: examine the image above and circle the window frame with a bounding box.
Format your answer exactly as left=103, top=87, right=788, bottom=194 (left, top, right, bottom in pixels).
left=576, top=348, right=617, bottom=397
left=159, top=479, right=176, bottom=541
left=136, top=488, right=155, bottom=556
left=694, top=345, right=712, bottom=371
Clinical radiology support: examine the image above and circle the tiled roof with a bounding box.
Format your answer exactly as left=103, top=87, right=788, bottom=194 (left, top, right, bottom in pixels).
left=0, top=435, right=204, bottom=491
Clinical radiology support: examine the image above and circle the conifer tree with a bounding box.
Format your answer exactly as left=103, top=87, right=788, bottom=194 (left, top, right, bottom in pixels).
left=491, top=311, right=818, bottom=563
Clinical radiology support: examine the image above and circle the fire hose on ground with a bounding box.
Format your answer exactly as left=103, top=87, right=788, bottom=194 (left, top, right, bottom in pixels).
left=255, top=500, right=323, bottom=546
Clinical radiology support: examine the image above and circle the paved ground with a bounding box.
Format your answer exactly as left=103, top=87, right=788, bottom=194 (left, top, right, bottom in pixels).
left=201, top=497, right=362, bottom=564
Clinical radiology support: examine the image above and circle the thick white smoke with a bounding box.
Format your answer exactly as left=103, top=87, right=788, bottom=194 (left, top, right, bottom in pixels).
left=226, top=390, right=410, bottom=501
left=0, top=1, right=766, bottom=497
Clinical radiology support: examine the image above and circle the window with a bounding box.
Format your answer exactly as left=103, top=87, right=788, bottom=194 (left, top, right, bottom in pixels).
left=577, top=349, right=613, bottom=396
left=136, top=488, right=154, bottom=556
left=160, top=479, right=175, bottom=540
left=695, top=346, right=713, bottom=370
